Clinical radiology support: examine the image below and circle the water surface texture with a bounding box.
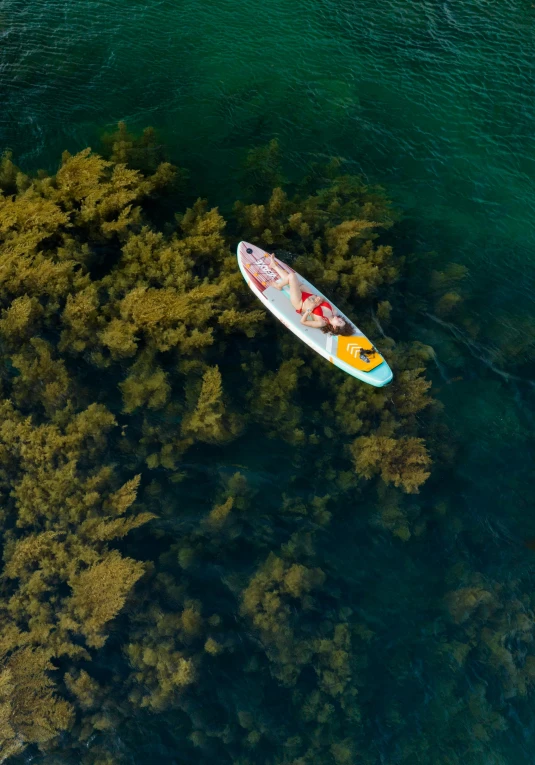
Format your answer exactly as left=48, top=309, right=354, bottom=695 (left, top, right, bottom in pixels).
left=1, top=0, right=535, bottom=762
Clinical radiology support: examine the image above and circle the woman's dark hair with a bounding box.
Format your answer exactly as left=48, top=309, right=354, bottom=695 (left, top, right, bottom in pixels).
left=320, top=320, right=354, bottom=337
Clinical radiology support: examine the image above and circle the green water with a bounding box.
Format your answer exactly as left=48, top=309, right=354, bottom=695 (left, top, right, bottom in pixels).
left=2, top=0, right=535, bottom=762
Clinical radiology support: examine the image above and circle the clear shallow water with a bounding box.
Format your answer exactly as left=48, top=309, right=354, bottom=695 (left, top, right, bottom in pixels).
left=2, top=0, right=535, bottom=762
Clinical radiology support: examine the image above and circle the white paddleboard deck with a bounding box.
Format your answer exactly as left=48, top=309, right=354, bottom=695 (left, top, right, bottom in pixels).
left=237, top=241, right=393, bottom=387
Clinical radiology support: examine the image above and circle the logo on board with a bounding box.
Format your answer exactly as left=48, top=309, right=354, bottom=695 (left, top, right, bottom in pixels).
left=254, top=259, right=277, bottom=278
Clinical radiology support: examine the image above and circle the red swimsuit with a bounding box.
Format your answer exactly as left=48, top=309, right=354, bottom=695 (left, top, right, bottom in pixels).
left=297, top=291, right=332, bottom=322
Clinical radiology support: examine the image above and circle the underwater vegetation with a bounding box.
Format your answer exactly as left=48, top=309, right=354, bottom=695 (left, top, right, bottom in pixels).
left=0, top=124, right=531, bottom=765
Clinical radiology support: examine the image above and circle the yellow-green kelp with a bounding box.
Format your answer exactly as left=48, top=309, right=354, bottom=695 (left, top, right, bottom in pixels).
left=0, top=125, right=476, bottom=765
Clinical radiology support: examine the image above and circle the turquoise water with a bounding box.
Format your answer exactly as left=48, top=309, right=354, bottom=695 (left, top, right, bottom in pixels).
left=4, top=0, right=535, bottom=366
left=2, top=0, right=535, bottom=762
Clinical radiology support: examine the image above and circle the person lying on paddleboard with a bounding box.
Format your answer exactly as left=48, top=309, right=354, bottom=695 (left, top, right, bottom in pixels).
left=267, top=254, right=355, bottom=337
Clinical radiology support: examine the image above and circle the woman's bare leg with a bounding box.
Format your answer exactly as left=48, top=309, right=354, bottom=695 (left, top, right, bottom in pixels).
left=287, top=273, right=304, bottom=310
left=268, top=255, right=290, bottom=290
left=267, top=255, right=303, bottom=308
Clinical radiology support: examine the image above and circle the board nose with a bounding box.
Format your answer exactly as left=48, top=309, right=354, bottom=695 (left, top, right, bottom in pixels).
left=238, top=240, right=254, bottom=255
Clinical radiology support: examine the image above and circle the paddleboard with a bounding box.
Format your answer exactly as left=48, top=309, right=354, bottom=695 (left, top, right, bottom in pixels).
left=237, top=241, right=393, bottom=387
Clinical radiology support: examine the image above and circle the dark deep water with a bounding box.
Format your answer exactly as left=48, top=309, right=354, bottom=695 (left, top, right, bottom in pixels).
left=2, top=0, right=535, bottom=762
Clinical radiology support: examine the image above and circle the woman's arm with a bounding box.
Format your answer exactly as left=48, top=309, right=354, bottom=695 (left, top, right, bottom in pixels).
left=300, top=314, right=326, bottom=328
